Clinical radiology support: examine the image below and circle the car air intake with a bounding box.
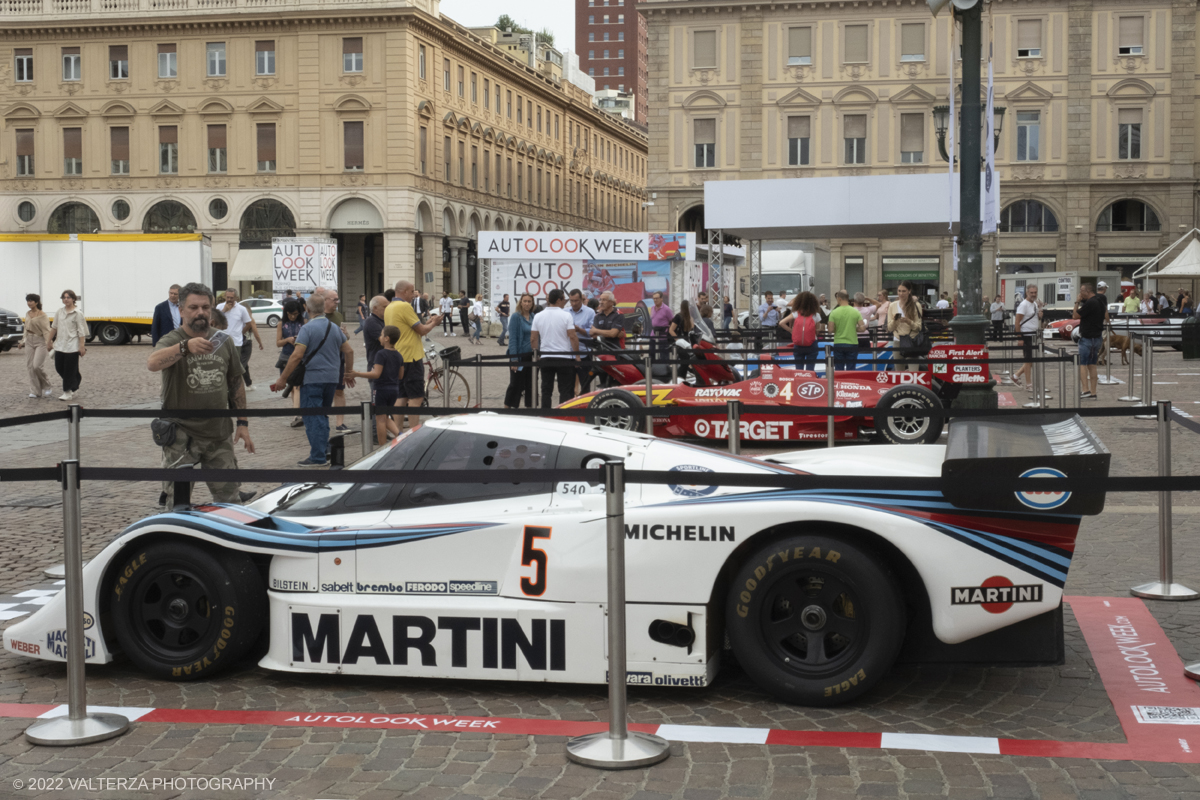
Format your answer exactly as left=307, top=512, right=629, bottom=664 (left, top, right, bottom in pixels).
left=648, top=618, right=695, bottom=650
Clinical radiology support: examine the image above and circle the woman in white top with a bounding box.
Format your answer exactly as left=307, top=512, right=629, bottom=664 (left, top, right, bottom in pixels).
left=439, top=292, right=456, bottom=336
left=47, top=289, right=89, bottom=400
left=18, top=293, right=54, bottom=399
left=470, top=294, right=485, bottom=344
left=885, top=281, right=924, bottom=371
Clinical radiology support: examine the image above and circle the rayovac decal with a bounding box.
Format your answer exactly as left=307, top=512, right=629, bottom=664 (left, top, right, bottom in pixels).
left=668, top=465, right=718, bottom=497
left=291, top=614, right=566, bottom=670
left=625, top=524, right=735, bottom=542
left=951, top=576, right=1043, bottom=613
left=693, top=388, right=742, bottom=398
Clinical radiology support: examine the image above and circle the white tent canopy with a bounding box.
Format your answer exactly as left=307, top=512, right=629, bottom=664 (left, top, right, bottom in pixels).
left=1137, top=230, right=1200, bottom=279
left=228, top=247, right=273, bottom=282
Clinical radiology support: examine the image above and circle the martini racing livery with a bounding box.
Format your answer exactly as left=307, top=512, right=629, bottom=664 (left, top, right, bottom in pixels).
left=3, top=413, right=1108, bottom=706
left=562, top=343, right=991, bottom=445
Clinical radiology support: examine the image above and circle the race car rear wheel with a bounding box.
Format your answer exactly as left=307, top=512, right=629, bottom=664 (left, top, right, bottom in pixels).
left=874, top=385, right=943, bottom=445
left=726, top=534, right=906, bottom=706
left=110, top=541, right=265, bottom=681
left=589, top=387, right=646, bottom=433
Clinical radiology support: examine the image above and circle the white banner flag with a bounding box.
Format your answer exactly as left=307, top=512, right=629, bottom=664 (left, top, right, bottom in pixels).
left=983, top=49, right=998, bottom=234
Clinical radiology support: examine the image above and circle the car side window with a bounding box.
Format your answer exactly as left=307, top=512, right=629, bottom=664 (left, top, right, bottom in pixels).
left=406, top=432, right=556, bottom=507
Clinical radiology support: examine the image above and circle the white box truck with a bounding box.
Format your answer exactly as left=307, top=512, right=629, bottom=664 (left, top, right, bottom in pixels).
left=0, top=233, right=212, bottom=345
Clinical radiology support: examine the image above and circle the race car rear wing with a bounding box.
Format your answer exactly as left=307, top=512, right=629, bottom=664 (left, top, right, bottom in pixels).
left=940, top=413, right=1111, bottom=516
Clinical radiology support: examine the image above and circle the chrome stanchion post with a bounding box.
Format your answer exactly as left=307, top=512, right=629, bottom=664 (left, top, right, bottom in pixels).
left=826, top=349, right=835, bottom=448
left=46, top=405, right=84, bottom=579
left=1039, top=335, right=1051, bottom=403
left=360, top=400, right=372, bottom=458
left=1098, top=318, right=1119, bottom=385
left=1072, top=353, right=1081, bottom=410
left=1133, top=401, right=1198, bottom=601
left=567, top=461, right=670, bottom=769
left=1057, top=348, right=1066, bottom=409
left=475, top=354, right=483, bottom=409
left=1023, top=338, right=1042, bottom=409
left=1135, top=337, right=1156, bottom=420
left=642, top=353, right=654, bottom=437
left=727, top=400, right=741, bottom=455
left=25, top=460, right=129, bottom=746
left=1119, top=329, right=1140, bottom=402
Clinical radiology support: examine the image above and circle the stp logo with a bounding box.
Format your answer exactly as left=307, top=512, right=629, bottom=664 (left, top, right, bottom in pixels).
left=797, top=382, right=825, bottom=400
left=1015, top=467, right=1071, bottom=509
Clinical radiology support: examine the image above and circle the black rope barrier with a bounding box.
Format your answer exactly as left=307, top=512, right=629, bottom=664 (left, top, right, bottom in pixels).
left=0, top=467, right=62, bottom=483
left=0, top=410, right=71, bottom=429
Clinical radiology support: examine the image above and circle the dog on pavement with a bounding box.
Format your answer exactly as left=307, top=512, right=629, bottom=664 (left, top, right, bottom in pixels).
left=1099, top=332, right=1143, bottom=366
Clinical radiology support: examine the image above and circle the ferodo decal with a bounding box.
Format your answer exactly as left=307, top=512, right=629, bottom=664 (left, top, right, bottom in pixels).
left=112, top=551, right=148, bottom=599
left=735, top=546, right=842, bottom=619
left=668, top=465, right=718, bottom=497
left=290, top=613, right=567, bottom=670
left=951, top=576, right=1043, bottom=613
left=172, top=605, right=238, bottom=677
left=1014, top=467, right=1071, bottom=510
left=625, top=524, right=734, bottom=542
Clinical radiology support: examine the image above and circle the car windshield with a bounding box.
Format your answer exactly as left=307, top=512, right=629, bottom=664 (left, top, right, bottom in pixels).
left=276, top=425, right=439, bottom=513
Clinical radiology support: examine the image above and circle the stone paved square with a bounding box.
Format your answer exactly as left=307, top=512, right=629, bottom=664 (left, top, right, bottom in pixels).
left=1, top=334, right=1200, bottom=798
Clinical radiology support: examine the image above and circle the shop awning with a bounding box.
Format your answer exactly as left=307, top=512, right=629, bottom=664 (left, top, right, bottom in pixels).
left=229, top=248, right=273, bottom=282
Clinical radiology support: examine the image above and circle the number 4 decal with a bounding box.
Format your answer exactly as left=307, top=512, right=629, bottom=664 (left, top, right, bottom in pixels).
left=520, top=526, right=552, bottom=597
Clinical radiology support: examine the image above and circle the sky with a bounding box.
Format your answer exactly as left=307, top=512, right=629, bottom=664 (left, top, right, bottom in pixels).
left=442, top=0, right=577, bottom=55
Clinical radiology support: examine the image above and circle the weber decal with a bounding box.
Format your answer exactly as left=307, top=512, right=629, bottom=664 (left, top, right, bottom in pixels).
left=291, top=613, right=566, bottom=670
left=951, top=576, right=1043, bottom=613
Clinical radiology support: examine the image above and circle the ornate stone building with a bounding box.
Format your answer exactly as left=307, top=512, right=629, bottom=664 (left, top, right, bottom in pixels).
left=2, top=0, right=648, bottom=300
left=642, top=0, right=1198, bottom=301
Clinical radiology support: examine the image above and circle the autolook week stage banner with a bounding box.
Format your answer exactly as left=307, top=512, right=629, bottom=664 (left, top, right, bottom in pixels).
left=478, top=232, right=695, bottom=262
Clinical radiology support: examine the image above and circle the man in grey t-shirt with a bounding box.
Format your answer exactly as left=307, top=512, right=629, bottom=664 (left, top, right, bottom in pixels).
left=272, top=294, right=357, bottom=467
left=988, top=295, right=1006, bottom=341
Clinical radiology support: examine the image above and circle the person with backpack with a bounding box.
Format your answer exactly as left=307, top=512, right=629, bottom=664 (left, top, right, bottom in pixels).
left=779, top=291, right=823, bottom=371
left=827, top=290, right=866, bottom=370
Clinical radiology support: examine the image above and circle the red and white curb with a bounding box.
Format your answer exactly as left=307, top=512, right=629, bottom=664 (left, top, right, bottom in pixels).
left=2, top=597, right=1199, bottom=763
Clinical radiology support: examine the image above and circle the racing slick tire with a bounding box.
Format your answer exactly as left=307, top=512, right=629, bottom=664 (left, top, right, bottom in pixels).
left=726, top=534, right=906, bottom=707
left=874, top=385, right=944, bottom=445
left=110, top=541, right=266, bottom=681
left=589, top=387, right=646, bottom=433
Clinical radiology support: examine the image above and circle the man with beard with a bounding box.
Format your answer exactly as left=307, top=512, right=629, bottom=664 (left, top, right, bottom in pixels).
left=148, top=282, right=256, bottom=507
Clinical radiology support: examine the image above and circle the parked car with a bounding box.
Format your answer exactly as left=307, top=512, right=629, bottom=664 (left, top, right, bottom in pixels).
left=0, top=307, right=24, bottom=352
left=241, top=298, right=284, bottom=328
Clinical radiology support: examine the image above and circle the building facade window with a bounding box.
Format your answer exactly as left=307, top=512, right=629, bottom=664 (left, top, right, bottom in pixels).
left=63, top=127, right=82, bottom=175
left=344, top=121, right=364, bottom=171
left=787, top=116, right=810, bottom=165
left=50, top=202, right=100, bottom=234
left=786, top=27, right=812, bottom=65
left=457, top=65, right=464, bottom=96
left=457, top=140, right=464, bottom=184
left=1117, top=109, right=1142, bottom=159
left=111, top=199, right=130, bottom=221
left=589, top=33, right=595, bottom=42
left=158, top=126, right=178, bottom=174
left=62, top=47, right=80, bottom=81
left=471, top=145, right=478, bottom=187
left=844, top=25, right=868, bottom=64
left=16, top=129, right=34, bottom=176
left=255, top=41, right=275, bottom=76
left=256, top=123, right=276, bottom=172
left=470, top=72, right=477, bottom=102
left=618, top=66, right=624, bottom=76
left=1119, top=17, right=1144, bottom=55
left=444, top=136, right=451, bottom=181
left=618, top=31, right=624, bottom=41
left=484, top=78, right=490, bottom=109
left=694, top=118, right=715, bottom=167
left=419, top=126, right=427, bottom=173
left=1015, top=110, right=1040, bottom=161
left=693, top=30, right=717, bottom=69
left=206, top=42, right=225, bottom=77
left=110, top=126, right=130, bottom=174
left=207, top=124, right=226, bottom=173
left=1097, top=199, right=1159, bottom=232
left=15, top=48, right=33, bottom=82
left=900, top=113, right=924, bottom=163
left=15, top=200, right=35, bottom=223
left=844, top=114, right=867, bottom=163
left=109, top=45, right=129, bottom=79
left=999, top=200, right=1058, bottom=232
left=618, top=49, right=624, bottom=58
left=157, top=44, right=176, bottom=78
left=418, top=44, right=426, bottom=79
left=443, top=59, right=450, bottom=91
left=143, top=200, right=196, bottom=234
left=344, top=38, right=363, bottom=73
left=901, top=23, right=925, bottom=61
left=1017, top=19, right=1042, bottom=58
left=506, top=90, right=512, bottom=118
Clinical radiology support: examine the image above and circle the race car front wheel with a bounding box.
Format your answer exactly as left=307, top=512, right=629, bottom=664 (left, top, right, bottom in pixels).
left=110, top=541, right=266, bottom=681
left=726, top=534, right=906, bottom=706
left=589, top=387, right=646, bottom=433
left=874, top=385, right=944, bottom=445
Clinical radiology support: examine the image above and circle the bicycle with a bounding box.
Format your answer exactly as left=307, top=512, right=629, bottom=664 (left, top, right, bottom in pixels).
left=423, top=339, right=471, bottom=408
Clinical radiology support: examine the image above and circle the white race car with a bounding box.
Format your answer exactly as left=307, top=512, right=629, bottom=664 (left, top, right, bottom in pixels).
left=4, top=413, right=1110, bottom=706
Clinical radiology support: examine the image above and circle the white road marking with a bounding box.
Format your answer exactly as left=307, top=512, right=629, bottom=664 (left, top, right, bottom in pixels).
left=880, top=733, right=1001, bottom=754
left=656, top=724, right=770, bottom=744
left=37, top=705, right=156, bottom=722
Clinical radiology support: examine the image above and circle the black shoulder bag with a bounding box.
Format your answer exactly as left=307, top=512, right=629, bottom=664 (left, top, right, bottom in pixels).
left=283, top=319, right=335, bottom=398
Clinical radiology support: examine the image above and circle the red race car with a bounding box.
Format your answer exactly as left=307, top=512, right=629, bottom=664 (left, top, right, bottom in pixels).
left=557, top=342, right=991, bottom=445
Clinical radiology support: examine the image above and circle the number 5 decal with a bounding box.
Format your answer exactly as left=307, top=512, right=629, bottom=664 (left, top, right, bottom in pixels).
left=520, top=526, right=552, bottom=597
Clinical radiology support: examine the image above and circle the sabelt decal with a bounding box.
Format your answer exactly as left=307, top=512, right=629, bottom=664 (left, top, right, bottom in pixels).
left=1014, top=467, right=1071, bottom=509
left=668, top=465, right=718, bottom=497
left=951, top=576, right=1044, bottom=614
left=625, top=524, right=735, bottom=542
left=290, top=613, right=567, bottom=670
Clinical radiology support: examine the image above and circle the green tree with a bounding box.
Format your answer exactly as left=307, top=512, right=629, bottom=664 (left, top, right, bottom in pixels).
left=494, top=15, right=555, bottom=47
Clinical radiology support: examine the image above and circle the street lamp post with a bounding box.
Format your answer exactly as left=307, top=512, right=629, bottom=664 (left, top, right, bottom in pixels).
left=929, top=0, right=996, bottom=409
